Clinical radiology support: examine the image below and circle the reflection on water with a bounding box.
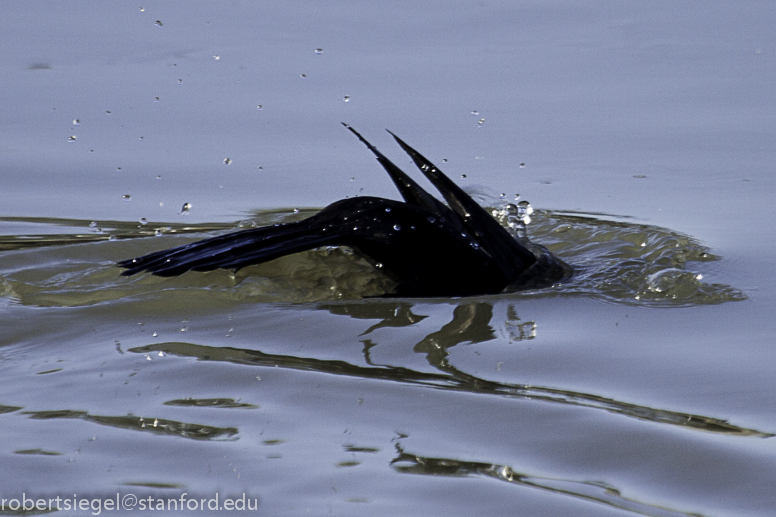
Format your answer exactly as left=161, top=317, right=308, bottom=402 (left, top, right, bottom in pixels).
left=21, top=409, right=238, bottom=441
left=0, top=207, right=745, bottom=307
left=128, top=315, right=771, bottom=439
left=391, top=445, right=703, bottom=517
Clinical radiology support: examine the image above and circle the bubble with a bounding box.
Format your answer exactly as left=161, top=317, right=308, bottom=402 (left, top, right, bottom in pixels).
left=177, top=79, right=182, bottom=84
left=315, top=48, right=323, bottom=54
left=223, top=157, right=232, bottom=165
left=68, top=136, right=76, bottom=142
left=385, top=208, right=391, bottom=213
left=343, top=95, right=350, bottom=102
left=72, top=119, right=80, bottom=125
left=89, top=221, right=97, bottom=228
left=478, top=118, right=485, bottom=127
left=349, top=177, right=355, bottom=182
left=139, top=218, right=148, bottom=225
left=139, top=7, right=145, bottom=12
left=213, top=54, right=220, bottom=60
left=122, top=194, right=131, bottom=201
left=153, top=96, right=160, bottom=102
left=109, top=235, right=118, bottom=241
left=300, top=73, right=307, bottom=78
left=257, top=104, right=263, bottom=110
left=393, top=224, right=401, bottom=231
left=471, top=110, right=479, bottom=116
left=156, top=175, right=162, bottom=180
left=105, top=111, right=111, bottom=115
left=154, top=229, right=163, bottom=236
left=460, top=174, right=467, bottom=179
left=292, top=208, right=299, bottom=213
left=519, top=163, right=526, bottom=168
left=154, top=20, right=163, bottom=27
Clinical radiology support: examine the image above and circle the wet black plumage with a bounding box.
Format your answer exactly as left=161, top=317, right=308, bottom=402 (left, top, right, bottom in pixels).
left=118, top=125, right=571, bottom=297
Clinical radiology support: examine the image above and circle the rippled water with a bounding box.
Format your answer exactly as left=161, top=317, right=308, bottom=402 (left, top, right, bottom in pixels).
left=2, top=2, right=775, bottom=516
left=0, top=208, right=769, bottom=516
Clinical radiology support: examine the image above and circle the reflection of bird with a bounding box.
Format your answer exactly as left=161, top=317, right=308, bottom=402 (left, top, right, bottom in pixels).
left=118, top=125, right=571, bottom=297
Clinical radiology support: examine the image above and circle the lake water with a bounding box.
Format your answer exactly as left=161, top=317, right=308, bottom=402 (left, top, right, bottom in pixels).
left=1, top=2, right=775, bottom=516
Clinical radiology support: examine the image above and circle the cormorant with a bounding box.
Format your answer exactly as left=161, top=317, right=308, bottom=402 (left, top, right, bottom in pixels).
left=118, top=125, right=571, bottom=297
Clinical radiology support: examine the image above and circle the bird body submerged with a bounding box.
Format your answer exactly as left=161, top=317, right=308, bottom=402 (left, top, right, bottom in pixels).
left=119, top=125, right=571, bottom=297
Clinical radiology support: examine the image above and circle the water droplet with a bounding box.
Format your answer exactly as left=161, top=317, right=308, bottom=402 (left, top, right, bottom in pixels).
left=695, top=274, right=703, bottom=280
left=154, top=20, right=163, bottom=27
left=180, top=202, right=191, bottom=214
left=470, top=242, right=480, bottom=249
left=153, top=96, right=160, bottom=102
left=300, top=73, right=307, bottom=78
left=442, top=158, right=448, bottom=163
left=139, top=7, right=145, bottom=12
left=393, top=224, right=401, bottom=231
left=514, top=194, right=520, bottom=201
left=315, top=48, right=323, bottom=54
left=478, top=118, right=485, bottom=127
left=375, top=262, right=383, bottom=268
left=471, top=110, right=479, bottom=116
left=68, top=136, right=76, bottom=142
left=343, top=95, right=350, bottom=102
left=156, top=175, right=162, bottom=180
left=349, top=177, right=355, bottom=182
left=460, top=174, right=467, bottom=179
left=122, top=194, right=131, bottom=201
left=293, top=208, right=299, bottom=213
left=257, top=104, right=263, bottom=110
left=154, top=229, right=163, bottom=236
left=89, top=221, right=97, bottom=228
left=519, top=163, right=526, bottom=168
left=385, top=207, right=391, bottom=213
left=213, top=54, right=220, bottom=60
left=139, top=218, right=148, bottom=225
left=499, top=193, right=506, bottom=199
left=109, top=235, right=118, bottom=241
left=177, top=79, right=182, bottom=84
left=152, top=331, right=157, bottom=337
left=223, top=157, right=232, bottom=165
left=138, top=136, right=144, bottom=140
left=72, top=119, right=80, bottom=125
left=257, top=166, right=263, bottom=170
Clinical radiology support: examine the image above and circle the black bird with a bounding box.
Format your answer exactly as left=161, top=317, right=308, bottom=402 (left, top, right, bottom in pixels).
left=118, top=125, right=571, bottom=297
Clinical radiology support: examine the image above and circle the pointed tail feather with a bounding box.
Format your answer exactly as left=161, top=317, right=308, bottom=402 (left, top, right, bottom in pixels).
left=387, top=130, right=537, bottom=273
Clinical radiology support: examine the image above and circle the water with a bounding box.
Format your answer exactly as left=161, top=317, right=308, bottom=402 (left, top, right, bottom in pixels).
left=2, top=2, right=776, bottom=516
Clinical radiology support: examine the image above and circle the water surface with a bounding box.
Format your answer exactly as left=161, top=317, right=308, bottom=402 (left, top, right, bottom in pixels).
left=1, top=2, right=775, bottom=516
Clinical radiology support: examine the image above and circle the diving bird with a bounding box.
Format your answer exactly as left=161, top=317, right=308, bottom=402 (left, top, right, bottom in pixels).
left=118, top=125, right=571, bottom=297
